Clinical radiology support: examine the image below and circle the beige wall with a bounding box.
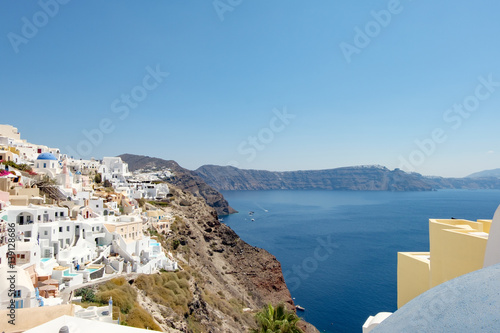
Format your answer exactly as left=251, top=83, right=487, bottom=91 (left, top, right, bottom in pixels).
left=0, top=125, right=21, bottom=140
left=429, top=219, right=487, bottom=288
left=0, top=304, right=74, bottom=333
left=0, top=178, right=11, bottom=192
left=398, top=219, right=489, bottom=308
left=397, top=252, right=430, bottom=308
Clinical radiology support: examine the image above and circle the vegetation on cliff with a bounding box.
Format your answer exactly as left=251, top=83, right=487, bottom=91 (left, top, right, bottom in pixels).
left=74, top=185, right=319, bottom=332
left=251, top=303, right=304, bottom=333
left=75, top=277, right=162, bottom=331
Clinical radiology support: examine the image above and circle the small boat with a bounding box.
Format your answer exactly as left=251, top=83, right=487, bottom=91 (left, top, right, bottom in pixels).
left=251, top=219, right=255, bottom=222
left=249, top=211, right=255, bottom=215
left=295, top=305, right=305, bottom=311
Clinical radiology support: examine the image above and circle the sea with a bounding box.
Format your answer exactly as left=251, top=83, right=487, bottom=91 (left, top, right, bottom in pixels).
left=221, top=189, right=500, bottom=333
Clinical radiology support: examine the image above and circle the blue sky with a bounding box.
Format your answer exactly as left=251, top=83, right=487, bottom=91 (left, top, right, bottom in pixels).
left=1, top=0, right=500, bottom=177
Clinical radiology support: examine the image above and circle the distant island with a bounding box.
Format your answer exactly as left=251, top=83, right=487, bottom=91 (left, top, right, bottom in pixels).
left=120, top=153, right=500, bottom=199
left=467, top=168, right=500, bottom=179
left=194, top=164, right=500, bottom=191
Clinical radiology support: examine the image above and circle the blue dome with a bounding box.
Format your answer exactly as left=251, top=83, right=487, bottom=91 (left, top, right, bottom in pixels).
left=37, top=153, right=57, bottom=160
left=75, top=171, right=82, bottom=175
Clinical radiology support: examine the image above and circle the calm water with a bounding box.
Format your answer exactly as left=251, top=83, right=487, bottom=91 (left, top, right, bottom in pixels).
left=221, top=190, right=500, bottom=333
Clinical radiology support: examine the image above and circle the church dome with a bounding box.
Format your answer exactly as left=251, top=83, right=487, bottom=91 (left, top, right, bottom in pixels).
left=37, top=153, right=57, bottom=160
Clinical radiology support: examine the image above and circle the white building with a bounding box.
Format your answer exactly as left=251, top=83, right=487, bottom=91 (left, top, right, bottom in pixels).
left=34, top=153, right=62, bottom=178
left=98, top=157, right=131, bottom=185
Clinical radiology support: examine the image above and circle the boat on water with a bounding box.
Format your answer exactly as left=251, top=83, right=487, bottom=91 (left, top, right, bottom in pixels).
left=295, top=305, right=305, bottom=311
left=249, top=211, right=255, bottom=215
left=251, top=218, right=255, bottom=222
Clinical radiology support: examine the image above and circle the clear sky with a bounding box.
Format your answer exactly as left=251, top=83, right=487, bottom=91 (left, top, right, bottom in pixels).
left=1, top=1, right=500, bottom=177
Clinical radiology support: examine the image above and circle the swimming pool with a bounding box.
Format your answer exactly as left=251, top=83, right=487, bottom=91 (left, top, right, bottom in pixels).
left=41, top=258, right=51, bottom=262
left=63, top=270, right=78, bottom=277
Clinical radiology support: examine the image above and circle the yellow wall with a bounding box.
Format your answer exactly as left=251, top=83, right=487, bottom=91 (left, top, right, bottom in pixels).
left=429, top=220, right=487, bottom=288
left=478, top=219, right=492, bottom=233
left=429, top=226, right=487, bottom=288
left=397, top=252, right=430, bottom=308
left=398, top=218, right=489, bottom=308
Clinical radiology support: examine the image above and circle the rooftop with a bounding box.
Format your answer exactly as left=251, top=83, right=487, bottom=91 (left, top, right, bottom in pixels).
left=37, top=152, right=58, bottom=161
left=374, top=263, right=500, bottom=332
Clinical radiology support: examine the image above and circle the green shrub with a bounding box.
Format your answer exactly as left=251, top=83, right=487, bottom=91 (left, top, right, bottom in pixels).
left=97, top=278, right=137, bottom=314
left=75, top=288, right=97, bottom=303
left=135, top=271, right=192, bottom=315
left=125, top=304, right=162, bottom=331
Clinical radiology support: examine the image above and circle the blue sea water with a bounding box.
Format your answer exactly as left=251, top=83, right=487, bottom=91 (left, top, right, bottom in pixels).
left=221, top=189, right=500, bottom=333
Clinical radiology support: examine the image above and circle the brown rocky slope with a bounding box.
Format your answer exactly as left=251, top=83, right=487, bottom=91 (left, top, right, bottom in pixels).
left=154, top=185, right=319, bottom=332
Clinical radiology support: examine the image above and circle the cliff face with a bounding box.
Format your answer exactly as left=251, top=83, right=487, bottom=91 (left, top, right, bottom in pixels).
left=195, top=165, right=433, bottom=191
left=195, top=165, right=500, bottom=191
left=424, top=176, right=500, bottom=189
left=145, top=185, right=319, bottom=333
left=119, top=154, right=236, bottom=215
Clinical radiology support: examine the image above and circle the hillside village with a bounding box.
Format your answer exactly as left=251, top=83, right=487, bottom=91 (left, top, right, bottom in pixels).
left=0, top=124, right=181, bottom=330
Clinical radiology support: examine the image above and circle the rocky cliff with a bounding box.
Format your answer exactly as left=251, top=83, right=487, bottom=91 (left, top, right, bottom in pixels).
left=195, top=164, right=500, bottom=191
left=147, top=185, right=318, bottom=332
left=119, top=154, right=236, bottom=215
left=74, top=186, right=318, bottom=332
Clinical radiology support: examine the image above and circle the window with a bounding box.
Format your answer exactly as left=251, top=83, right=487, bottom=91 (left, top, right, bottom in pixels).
left=66, top=239, right=70, bottom=245
left=44, top=231, right=48, bottom=236
left=20, top=254, right=25, bottom=259
left=60, top=212, right=64, bottom=217
left=55, top=212, right=58, bottom=217
left=14, top=290, right=21, bottom=298
left=43, top=163, right=46, bottom=168
left=66, top=226, right=70, bottom=232
left=15, top=300, right=23, bottom=309
left=38, top=215, right=41, bottom=221
left=59, top=227, right=62, bottom=232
